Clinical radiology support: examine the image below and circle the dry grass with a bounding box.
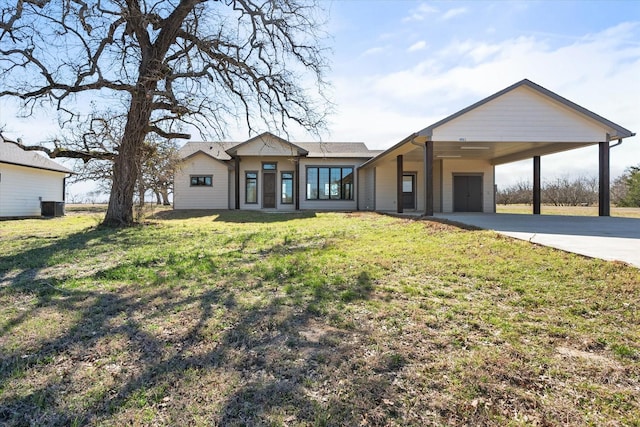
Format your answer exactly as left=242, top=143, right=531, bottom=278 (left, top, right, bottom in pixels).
left=497, top=204, right=640, bottom=218
left=0, top=211, right=638, bottom=426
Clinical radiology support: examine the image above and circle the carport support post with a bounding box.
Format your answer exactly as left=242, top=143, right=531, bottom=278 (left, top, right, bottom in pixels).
left=533, top=156, right=541, bottom=215
left=424, top=140, right=434, bottom=216
left=396, top=154, right=403, bottom=213
left=599, top=141, right=610, bottom=217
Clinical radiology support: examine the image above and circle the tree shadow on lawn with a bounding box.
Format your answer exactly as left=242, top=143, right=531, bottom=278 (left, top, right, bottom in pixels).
left=152, top=209, right=317, bottom=223
left=0, top=226, right=122, bottom=338
left=0, top=227, right=391, bottom=426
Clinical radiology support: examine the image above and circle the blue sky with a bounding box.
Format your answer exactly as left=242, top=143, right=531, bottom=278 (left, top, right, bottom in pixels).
left=1, top=0, right=639, bottom=196
left=324, top=0, right=640, bottom=185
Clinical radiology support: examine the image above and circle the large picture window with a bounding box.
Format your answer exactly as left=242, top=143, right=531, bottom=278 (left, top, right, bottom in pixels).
left=190, top=175, right=212, bottom=187
left=281, top=172, right=294, bottom=204
left=245, top=172, right=258, bottom=204
left=306, top=167, right=353, bottom=200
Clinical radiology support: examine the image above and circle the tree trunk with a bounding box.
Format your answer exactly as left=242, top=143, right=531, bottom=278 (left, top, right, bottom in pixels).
left=103, top=89, right=153, bottom=226
left=138, top=180, right=146, bottom=207
left=101, top=2, right=207, bottom=226
left=161, top=189, right=171, bottom=205
left=154, top=190, right=162, bottom=205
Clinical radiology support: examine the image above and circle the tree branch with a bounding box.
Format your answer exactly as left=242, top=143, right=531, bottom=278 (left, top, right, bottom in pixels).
left=2, top=136, right=116, bottom=163
left=146, top=125, right=190, bottom=139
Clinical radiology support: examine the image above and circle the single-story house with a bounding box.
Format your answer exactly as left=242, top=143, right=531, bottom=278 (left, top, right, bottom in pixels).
left=174, top=79, right=635, bottom=215
left=0, top=136, right=72, bottom=217
left=175, top=135, right=382, bottom=211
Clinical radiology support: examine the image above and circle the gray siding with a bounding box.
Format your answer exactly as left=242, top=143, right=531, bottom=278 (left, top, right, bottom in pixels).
left=373, top=159, right=397, bottom=211
left=173, top=153, right=229, bottom=209
left=358, top=167, right=375, bottom=211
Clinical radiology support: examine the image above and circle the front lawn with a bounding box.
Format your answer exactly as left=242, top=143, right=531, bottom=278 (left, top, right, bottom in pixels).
left=1, top=211, right=638, bottom=426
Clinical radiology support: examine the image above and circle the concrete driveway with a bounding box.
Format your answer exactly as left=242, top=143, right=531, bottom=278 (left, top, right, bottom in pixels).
left=435, top=213, right=640, bottom=268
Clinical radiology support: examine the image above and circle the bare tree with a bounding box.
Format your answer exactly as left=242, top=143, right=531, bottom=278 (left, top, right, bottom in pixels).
left=65, top=111, right=124, bottom=194
left=496, top=181, right=532, bottom=205
left=61, top=110, right=178, bottom=205
left=542, top=176, right=598, bottom=206
left=1, top=0, right=329, bottom=226
left=140, top=138, right=180, bottom=206
left=72, top=137, right=179, bottom=207
left=497, top=176, right=600, bottom=206
left=611, top=173, right=629, bottom=206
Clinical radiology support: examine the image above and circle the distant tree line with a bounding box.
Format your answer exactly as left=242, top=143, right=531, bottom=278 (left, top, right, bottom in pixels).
left=497, top=167, right=640, bottom=207
left=613, top=165, right=640, bottom=207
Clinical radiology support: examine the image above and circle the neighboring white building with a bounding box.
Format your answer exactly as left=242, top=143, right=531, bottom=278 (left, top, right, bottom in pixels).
left=0, top=137, right=73, bottom=218
left=174, top=79, right=635, bottom=216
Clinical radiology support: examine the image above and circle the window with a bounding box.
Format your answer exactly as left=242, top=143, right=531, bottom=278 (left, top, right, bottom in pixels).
left=306, top=167, right=354, bottom=200
left=245, top=172, right=258, bottom=204
left=307, top=168, right=318, bottom=199
left=281, top=172, right=294, bottom=204
left=263, top=162, right=277, bottom=171
left=318, top=167, right=329, bottom=199
left=342, top=168, right=354, bottom=200
left=190, top=175, right=212, bottom=186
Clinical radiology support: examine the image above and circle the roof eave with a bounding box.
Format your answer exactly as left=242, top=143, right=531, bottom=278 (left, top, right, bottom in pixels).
left=359, top=132, right=420, bottom=168
left=181, top=149, right=230, bottom=163
left=0, top=159, right=73, bottom=174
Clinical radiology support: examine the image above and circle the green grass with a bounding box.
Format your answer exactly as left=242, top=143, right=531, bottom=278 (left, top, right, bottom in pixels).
left=1, top=210, right=639, bottom=426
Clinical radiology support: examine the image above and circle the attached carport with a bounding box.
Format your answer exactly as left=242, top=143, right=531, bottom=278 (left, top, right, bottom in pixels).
left=359, top=79, right=635, bottom=216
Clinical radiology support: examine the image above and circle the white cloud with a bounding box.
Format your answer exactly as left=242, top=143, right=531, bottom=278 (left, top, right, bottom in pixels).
left=437, top=39, right=505, bottom=63
left=407, top=41, right=428, bottom=52
left=360, top=46, right=385, bottom=57
left=402, top=3, right=438, bottom=22
left=366, top=23, right=640, bottom=114
left=441, top=7, right=468, bottom=21
left=329, top=22, right=640, bottom=182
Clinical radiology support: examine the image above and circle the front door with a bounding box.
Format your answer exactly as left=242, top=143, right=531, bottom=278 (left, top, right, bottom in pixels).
left=453, top=175, right=483, bottom=212
left=263, top=172, right=276, bottom=208
left=402, top=174, right=416, bottom=210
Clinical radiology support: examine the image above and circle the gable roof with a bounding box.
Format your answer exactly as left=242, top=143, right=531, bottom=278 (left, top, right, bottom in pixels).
left=225, top=132, right=309, bottom=156
left=178, top=141, right=236, bottom=161
left=179, top=135, right=379, bottom=161
left=418, top=79, right=635, bottom=141
left=0, top=138, right=73, bottom=174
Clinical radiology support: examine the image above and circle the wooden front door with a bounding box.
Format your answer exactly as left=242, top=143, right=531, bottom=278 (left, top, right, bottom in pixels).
left=453, top=175, right=483, bottom=212
left=402, top=174, right=416, bottom=210
left=263, top=172, right=276, bottom=208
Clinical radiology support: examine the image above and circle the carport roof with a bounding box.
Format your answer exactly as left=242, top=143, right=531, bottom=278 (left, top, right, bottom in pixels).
left=419, top=79, right=634, bottom=140
left=361, top=79, right=635, bottom=168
